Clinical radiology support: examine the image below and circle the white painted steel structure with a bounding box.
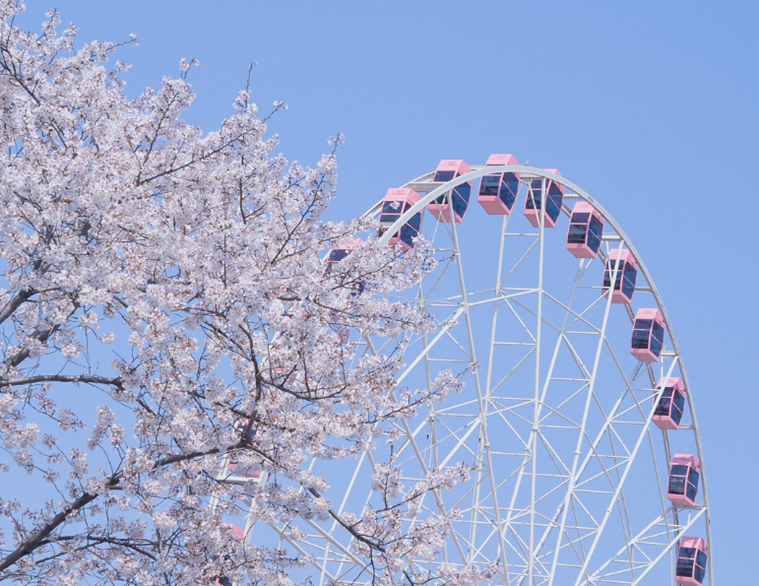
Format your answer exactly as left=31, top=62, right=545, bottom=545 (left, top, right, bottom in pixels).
left=236, top=165, right=712, bottom=586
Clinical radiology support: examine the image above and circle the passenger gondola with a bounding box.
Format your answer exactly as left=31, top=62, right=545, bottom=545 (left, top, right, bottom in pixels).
left=428, top=159, right=472, bottom=223
left=566, top=202, right=604, bottom=258
left=653, top=377, right=687, bottom=430
left=524, top=169, right=564, bottom=228
left=630, top=308, right=666, bottom=362
left=477, top=153, right=521, bottom=215
left=667, top=454, right=701, bottom=507
left=675, top=537, right=708, bottom=586
left=378, top=188, right=424, bottom=249
left=602, top=249, right=638, bottom=304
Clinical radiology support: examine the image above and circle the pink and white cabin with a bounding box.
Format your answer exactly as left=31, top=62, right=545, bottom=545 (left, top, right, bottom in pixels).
left=653, top=377, right=687, bottom=430
left=429, top=159, right=472, bottom=223
left=676, top=536, right=708, bottom=586
left=630, top=308, right=666, bottom=362
left=477, top=153, right=521, bottom=215
left=216, top=524, right=245, bottom=586
left=378, top=188, right=423, bottom=249
left=602, top=249, right=638, bottom=304
left=325, top=238, right=365, bottom=294
left=566, top=202, right=604, bottom=258
left=667, top=454, right=701, bottom=507
left=326, top=238, right=363, bottom=267
left=524, top=168, right=564, bottom=228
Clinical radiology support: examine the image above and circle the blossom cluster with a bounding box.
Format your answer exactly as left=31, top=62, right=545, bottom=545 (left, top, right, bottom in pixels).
left=0, top=3, right=487, bottom=586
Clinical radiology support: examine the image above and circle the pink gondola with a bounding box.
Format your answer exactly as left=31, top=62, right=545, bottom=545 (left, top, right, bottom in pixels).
left=326, top=238, right=362, bottom=268
left=602, top=249, right=638, bottom=304
left=675, top=537, right=708, bottom=586
left=630, top=308, right=666, bottom=362
left=428, top=159, right=472, bottom=223
left=477, top=154, right=521, bottom=215
left=566, top=202, right=604, bottom=258
left=378, top=188, right=423, bottom=249
left=325, top=238, right=364, bottom=295
left=216, top=524, right=246, bottom=586
left=524, top=169, right=564, bottom=228
left=667, top=454, right=700, bottom=507
left=653, top=377, right=687, bottom=430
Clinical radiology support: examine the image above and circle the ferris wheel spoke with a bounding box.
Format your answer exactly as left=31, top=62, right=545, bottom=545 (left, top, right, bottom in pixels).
left=579, top=507, right=706, bottom=586
left=356, top=331, right=474, bottom=567
left=274, top=164, right=718, bottom=586
left=419, top=254, right=458, bottom=305
left=570, top=381, right=671, bottom=586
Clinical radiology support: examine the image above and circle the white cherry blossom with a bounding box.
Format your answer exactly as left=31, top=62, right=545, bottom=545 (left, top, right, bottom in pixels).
left=0, top=3, right=487, bottom=585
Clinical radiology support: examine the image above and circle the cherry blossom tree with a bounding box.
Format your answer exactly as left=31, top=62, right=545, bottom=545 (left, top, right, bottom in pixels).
left=0, top=3, right=491, bottom=585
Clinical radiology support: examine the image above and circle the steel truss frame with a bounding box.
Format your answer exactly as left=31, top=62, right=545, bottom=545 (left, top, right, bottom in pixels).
left=228, top=166, right=712, bottom=586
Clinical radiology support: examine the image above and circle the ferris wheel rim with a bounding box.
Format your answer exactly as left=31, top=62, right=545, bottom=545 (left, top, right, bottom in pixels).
left=360, top=163, right=712, bottom=585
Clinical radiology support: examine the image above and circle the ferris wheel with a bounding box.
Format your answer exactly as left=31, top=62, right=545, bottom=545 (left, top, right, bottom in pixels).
left=233, top=156, right=713, bottom=586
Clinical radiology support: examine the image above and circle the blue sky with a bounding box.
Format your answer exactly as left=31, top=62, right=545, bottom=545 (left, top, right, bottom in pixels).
left=20, top=1, right=758, bottom=582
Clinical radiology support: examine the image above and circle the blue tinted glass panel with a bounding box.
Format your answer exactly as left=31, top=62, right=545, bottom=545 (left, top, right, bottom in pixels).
left=668, top=474, right=686, bottom=495
left=434, top=170, right=456, bottom=182
left=400, top=225, right=416, bottom=247
left=650, top=334, right=662, bottom=356
left=504, top=174, right=519, bottom=195
left=652, top=322, right=665, bottom=342
left=671, top=464, right=688, bottom=476
left=694, top=563, right=705, bottom=584
left=480, top=175, right=501, bottom=196
left=676, top=558, right=694, bottom=578
left=546, top=195, right=561, bottom=221
left=587, top=233, right=601, bottom=253
left=589, top=215, right=603, bottom=238
left=634, top=319, right=653, bottom=330
left=380, top=200, right=403, bottom=222
left=687, top=480, right=698, bottom=501
left=568, top=224, right=587, bottom=244
left=680, top=548, right=696, bottom=560
left=688, top=468, right=700, bottom=488
left=328, top=249, right=349, bottom=263
left=631, top=329, right=650, bottom=349
left=456, top=182, right=471, bottom=202
left=603, top=270, right=622, bottom=288
left=571, top=212, right=590, bottom=224
left=671, top=403, right=683, bottom=426
left=500, top=179, right=517, bottom=208
left=407, top=212, right=421, bottom=231
left=674, top=390, right=685, bottom=414
left=624, top=263, right=637, bottom=284
left=697, top=551, right=707, bottom=567
left=605, top=261, right=625, bottom=289
left=622, top=275, right=635, bottom=299
left=588, top=218, right=602, bottom=252
left=525, top=182, right=543, bottom=209
left=382, top=200, right=403, bottom=214
left=499, top=188, right=516, bottom=208
left=655, top=396, right=672, bottom=416
left=451, top=192, right=467, bottom=219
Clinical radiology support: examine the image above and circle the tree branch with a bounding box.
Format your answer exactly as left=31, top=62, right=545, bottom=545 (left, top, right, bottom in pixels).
left=0, top=374, right=123, bottom=389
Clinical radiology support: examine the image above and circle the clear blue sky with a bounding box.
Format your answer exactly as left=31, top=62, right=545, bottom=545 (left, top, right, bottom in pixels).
left=21, top=1, right=758, bottom=582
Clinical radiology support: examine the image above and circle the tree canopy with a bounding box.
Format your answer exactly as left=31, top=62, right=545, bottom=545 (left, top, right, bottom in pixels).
left=0, top=3, right=491, bottom=585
